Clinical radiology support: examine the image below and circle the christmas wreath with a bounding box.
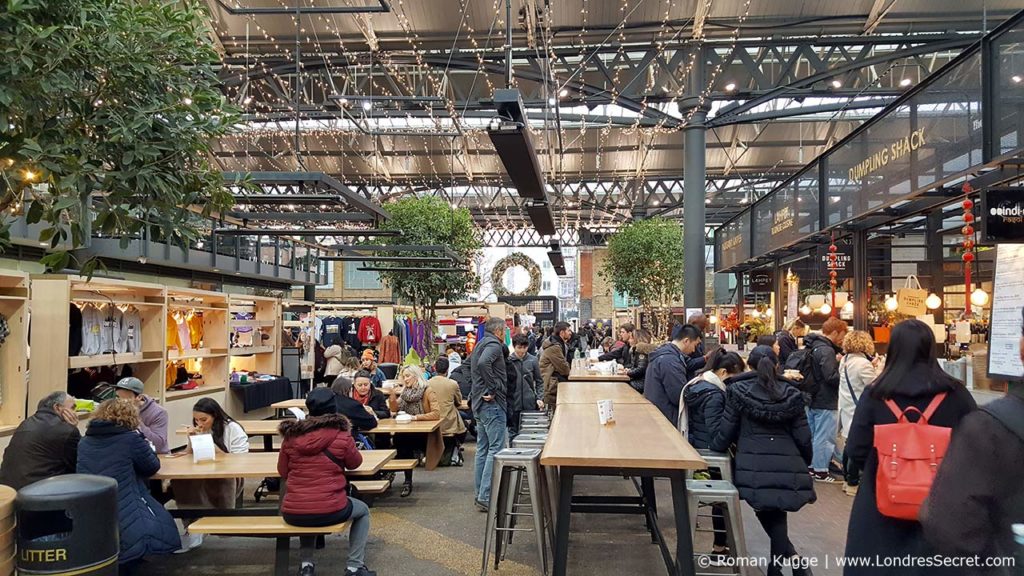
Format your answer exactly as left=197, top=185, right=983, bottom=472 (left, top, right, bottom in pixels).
left=492, top=252, right=542, bottom=297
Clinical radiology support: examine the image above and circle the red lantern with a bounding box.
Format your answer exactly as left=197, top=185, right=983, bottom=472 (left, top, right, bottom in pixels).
left=962, top=199, right=974, bottom=210
left=963, top=252, right=975, bottom=263
left=962, top=225, right=975, bottom=236
left=964, top=213, right=975, bottom=223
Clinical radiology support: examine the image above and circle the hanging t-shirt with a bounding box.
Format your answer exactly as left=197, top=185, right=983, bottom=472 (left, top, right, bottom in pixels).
left=177, top=314, right=192, bottom=352
left=121, top=307, right=142, bottom=354
left=321, top=316, right=344, bottom=346
left=187, top=312, right=203, bottom=349
left=79, top=303, right=103, bottom=356
left=99, top=304, right=123, bottom=354
left=234, top=312, right=254, bottom=347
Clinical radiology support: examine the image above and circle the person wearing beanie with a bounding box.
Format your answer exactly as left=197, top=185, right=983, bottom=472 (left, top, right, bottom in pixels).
left=279, top=399, right=375, bottom=576
left=113, top=377, right=169, bottom=454
left=359, top=349, right=386, bottom=388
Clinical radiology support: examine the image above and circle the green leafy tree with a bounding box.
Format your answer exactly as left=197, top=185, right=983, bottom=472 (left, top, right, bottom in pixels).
left=0, top=0, right=243, bottom=274
left=373, top=197, right=482, bottom=344
left=601, top=217, right=684, bottom=337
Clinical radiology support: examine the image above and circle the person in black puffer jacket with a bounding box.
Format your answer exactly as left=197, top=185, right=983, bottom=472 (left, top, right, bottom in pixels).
left=623, top=329, right=655, bottom=393
left=712, top=350, right=814, bottom=576
left=679, top=348, right=745, bottom=557
left=77, top=399, right=180, bottom=575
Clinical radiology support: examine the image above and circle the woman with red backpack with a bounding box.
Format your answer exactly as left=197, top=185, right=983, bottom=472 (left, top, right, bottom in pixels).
left=843, top=319, right=976, bottom=575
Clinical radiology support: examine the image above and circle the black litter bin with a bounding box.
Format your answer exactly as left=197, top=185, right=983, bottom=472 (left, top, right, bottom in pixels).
left=16, top=474, right=118, bottom=575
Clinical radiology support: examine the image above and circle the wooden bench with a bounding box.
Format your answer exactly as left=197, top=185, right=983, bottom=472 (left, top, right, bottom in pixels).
left=381, top=458, right=418, bottom=472
left=188, top=516, right=349, bottom=576
left=349, top=479, right=390, bottom=504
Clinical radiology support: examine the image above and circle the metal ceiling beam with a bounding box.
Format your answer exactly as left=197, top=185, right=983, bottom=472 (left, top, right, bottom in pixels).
left=211, top=0, right=390, bottom=15
left=319, top=255, right=453, bottom=263
left=227, top=212, right=376, bottom=222
left=213, top=228, right=401, bottom=237
left=222, top=171, right=390, bottom=221
left=230, top=194, right=345, bottom=205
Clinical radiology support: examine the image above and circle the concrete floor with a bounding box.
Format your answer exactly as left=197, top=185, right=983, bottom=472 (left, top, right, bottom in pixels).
left=146, top=442, right=853, bottom=576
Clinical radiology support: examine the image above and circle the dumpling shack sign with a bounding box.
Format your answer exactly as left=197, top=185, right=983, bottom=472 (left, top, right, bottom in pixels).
left=848, top=128, right=926, bottom=182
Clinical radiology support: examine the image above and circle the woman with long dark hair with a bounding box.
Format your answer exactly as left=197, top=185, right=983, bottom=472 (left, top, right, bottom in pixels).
left=173, top=397, right=249, bottom=552
left=843, top=319, right=976, bottom=575
left=623, top=328, right=656, bottom=393
left=712, top=350, right=814, bottom=576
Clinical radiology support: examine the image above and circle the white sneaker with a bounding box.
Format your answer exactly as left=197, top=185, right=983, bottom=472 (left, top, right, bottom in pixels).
left=175, top=532, right=204, bottom=554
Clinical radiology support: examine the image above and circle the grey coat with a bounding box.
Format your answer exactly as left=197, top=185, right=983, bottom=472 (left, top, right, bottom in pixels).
left=470, top=332, right=508, bottom=414
left=509, top=352, right=543, bottom=412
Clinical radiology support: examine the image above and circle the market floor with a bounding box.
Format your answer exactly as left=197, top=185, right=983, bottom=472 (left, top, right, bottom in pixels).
left=146, top=443, right=852, bottom=576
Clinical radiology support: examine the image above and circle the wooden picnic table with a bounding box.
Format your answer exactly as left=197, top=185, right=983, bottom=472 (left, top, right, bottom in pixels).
left=541, top=401, right=705, bottom=576
left=556, top=381, right=650, bottom=405
left=153, top=449, right=395, bottom=480
left=180, top=418, right=446, bottom=470
left=270, top=398, right=306, bottom=411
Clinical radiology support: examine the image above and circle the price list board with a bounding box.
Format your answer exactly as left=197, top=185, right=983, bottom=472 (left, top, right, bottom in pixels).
left=987, top=244, right=1024, bottom=379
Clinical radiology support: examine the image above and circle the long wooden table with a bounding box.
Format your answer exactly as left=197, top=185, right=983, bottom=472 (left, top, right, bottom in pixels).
left=182, top=418, right=446, bottom=470
left=556, top=381, right=651, bottom=405
left=542, top=387, right=705, bottom=576
left=153, top=449, right=395, bottom=480
left=568, top=372, right=630, bottom=382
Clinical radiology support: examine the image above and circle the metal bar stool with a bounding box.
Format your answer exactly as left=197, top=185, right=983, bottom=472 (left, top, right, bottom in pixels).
left=511, top=435, right=557, bottom=520
left=686, top=449, right=733, bottom=484
left=685, top=479, right=748, bottom=576
left=481, top=448, right=553, bottom=576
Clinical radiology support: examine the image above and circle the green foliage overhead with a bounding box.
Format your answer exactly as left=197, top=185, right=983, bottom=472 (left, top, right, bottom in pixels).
left=601, top=217, right=684, bottom=309
left=0, top=0, right=242, bottom=273
left=373, top=196, right=482, bottom=321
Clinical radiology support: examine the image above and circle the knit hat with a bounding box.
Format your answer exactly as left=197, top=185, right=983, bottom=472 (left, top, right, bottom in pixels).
left=361, top=349, right=376, bottom=362
left=746, top=345, right=779, bottom=371
left=305, top=387, right=339, bottom=417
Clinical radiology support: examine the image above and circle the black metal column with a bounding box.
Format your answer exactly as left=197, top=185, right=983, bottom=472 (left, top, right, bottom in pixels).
left=303, top=284, right=316, bottom=302
left=926, top=210, right=945, bottom=324
left=852, top=229, right=869, bottom=331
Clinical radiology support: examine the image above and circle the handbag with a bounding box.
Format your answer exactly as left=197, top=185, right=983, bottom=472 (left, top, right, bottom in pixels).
left=896, top=275, right=928, bottom=316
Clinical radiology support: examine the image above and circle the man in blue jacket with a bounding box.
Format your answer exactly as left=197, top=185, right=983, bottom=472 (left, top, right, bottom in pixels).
left=469, top=316, right=509, bottom=511
left=644, top=323, right=702, bottom=427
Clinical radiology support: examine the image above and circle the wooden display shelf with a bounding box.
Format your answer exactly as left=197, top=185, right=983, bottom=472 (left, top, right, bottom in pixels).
left=229, top=345, right=275, bottom=356
left=165, top=384, right=227, bottom=402
left=283, top=320, right=313, bottom=328
left=230, top=319, right=277, bottom=328
left=71, top=296, right=164, bottom=307
left=168, top=348, right=228, bottom=361
left=68, top=351, right=164, bottom=369
left=169, top=304, right=228, bottom=313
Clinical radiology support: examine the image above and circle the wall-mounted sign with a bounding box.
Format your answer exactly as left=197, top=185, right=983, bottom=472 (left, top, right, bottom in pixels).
left=715, top=212, right=751, bottom=272
left=752, top=173, right=819, bottom=259
left=847, top=129, right=927, bottom=182
left=749, top=269, right=774, bottom=293
left=817, top=245, right=851, bottom=279
left=981, top=187, right=1024, bottom=243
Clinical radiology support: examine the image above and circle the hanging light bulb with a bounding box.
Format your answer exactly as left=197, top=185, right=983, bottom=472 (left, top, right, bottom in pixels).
left=885, top=295, right=899, bottom=312
left=925, top=293, right=942, bottom=310
left=709, top=315, right=718, bottom=325
left=799, top=304, right=812, bottom=316
left=842, top=301, right=854, bottom=314
left=820, top=303, right=832, bottom=315
left=765, top=308, right=774, bottom=317
left=970, top=287, right=989, bottom=307
left=751, top=309, right=761, bottom=319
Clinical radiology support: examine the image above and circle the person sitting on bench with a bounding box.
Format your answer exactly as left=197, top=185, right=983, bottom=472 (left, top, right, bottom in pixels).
left=279, top=392, right=375, bottom=576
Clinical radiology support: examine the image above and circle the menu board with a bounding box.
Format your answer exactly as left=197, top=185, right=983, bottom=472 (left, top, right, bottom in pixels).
left=987, top=243, right=1024, bottom=379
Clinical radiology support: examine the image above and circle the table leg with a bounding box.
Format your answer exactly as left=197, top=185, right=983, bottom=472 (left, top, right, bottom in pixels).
left=641, top=476, right=658, bottom=544
left=670, top=472, right=696, bottom=576
left=553, top=469, right=574, bottom=576
left=263, top=434, right=273, bottom=452
left=424, top=429, right=444, bottom=470
left=274, top=537, right=290, bottom=576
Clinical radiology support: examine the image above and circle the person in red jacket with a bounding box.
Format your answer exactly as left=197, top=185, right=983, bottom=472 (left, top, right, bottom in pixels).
left=278, top=392, right=375, bottom=576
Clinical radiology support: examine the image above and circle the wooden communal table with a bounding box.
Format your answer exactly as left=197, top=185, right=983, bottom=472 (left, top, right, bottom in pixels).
left=370, top=419, right=444, bottom=471
left=154, top=449, right=395, bottom=481
left=568, top=372, right=631, bottom=382
left=183, top=418, right=446, bottom=470
left=270, top=398, right=307, bottom=414
left=557, top=381, right=651, bottom=405
left=541, top=399, right=706, bottom=576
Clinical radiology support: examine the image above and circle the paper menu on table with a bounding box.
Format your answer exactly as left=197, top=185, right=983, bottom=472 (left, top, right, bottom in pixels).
left=988, top=244, right=1024, bottom=379
left=597, top=399, right=614, bottom=425
left=190, top=434, right=216, bottom=463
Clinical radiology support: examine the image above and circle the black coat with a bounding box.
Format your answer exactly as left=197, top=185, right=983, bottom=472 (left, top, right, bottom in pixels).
left=333, top=394, right=379, bottom=432
left=921, top=391, right=1024, bottom=576
left=598, top=342, right=631, bottom=366
left=0, top=408, right=80, bottom=490
left=364, top=388, right=391, bottom=420
left=843, top=364, right=977, bottom=575
left=77, top=420, right=180, bottom=563
left=625, top=343, right=655, bottom=393
left=683, top=378, right=725, bottom=450
left=469, top=332, right=508, bottom=414
left=644, top=343, right=693, bottom=427
left=803, top=333, right=842, bottom=410
left=775, top=330, right=798, bottom=364
left=710, top=372, right=815, bottom=512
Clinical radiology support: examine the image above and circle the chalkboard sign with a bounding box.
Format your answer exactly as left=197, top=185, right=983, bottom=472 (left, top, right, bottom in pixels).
left=987, top=243, right=1024, bottom=380
left=749, top=269, right=774, bottom=293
